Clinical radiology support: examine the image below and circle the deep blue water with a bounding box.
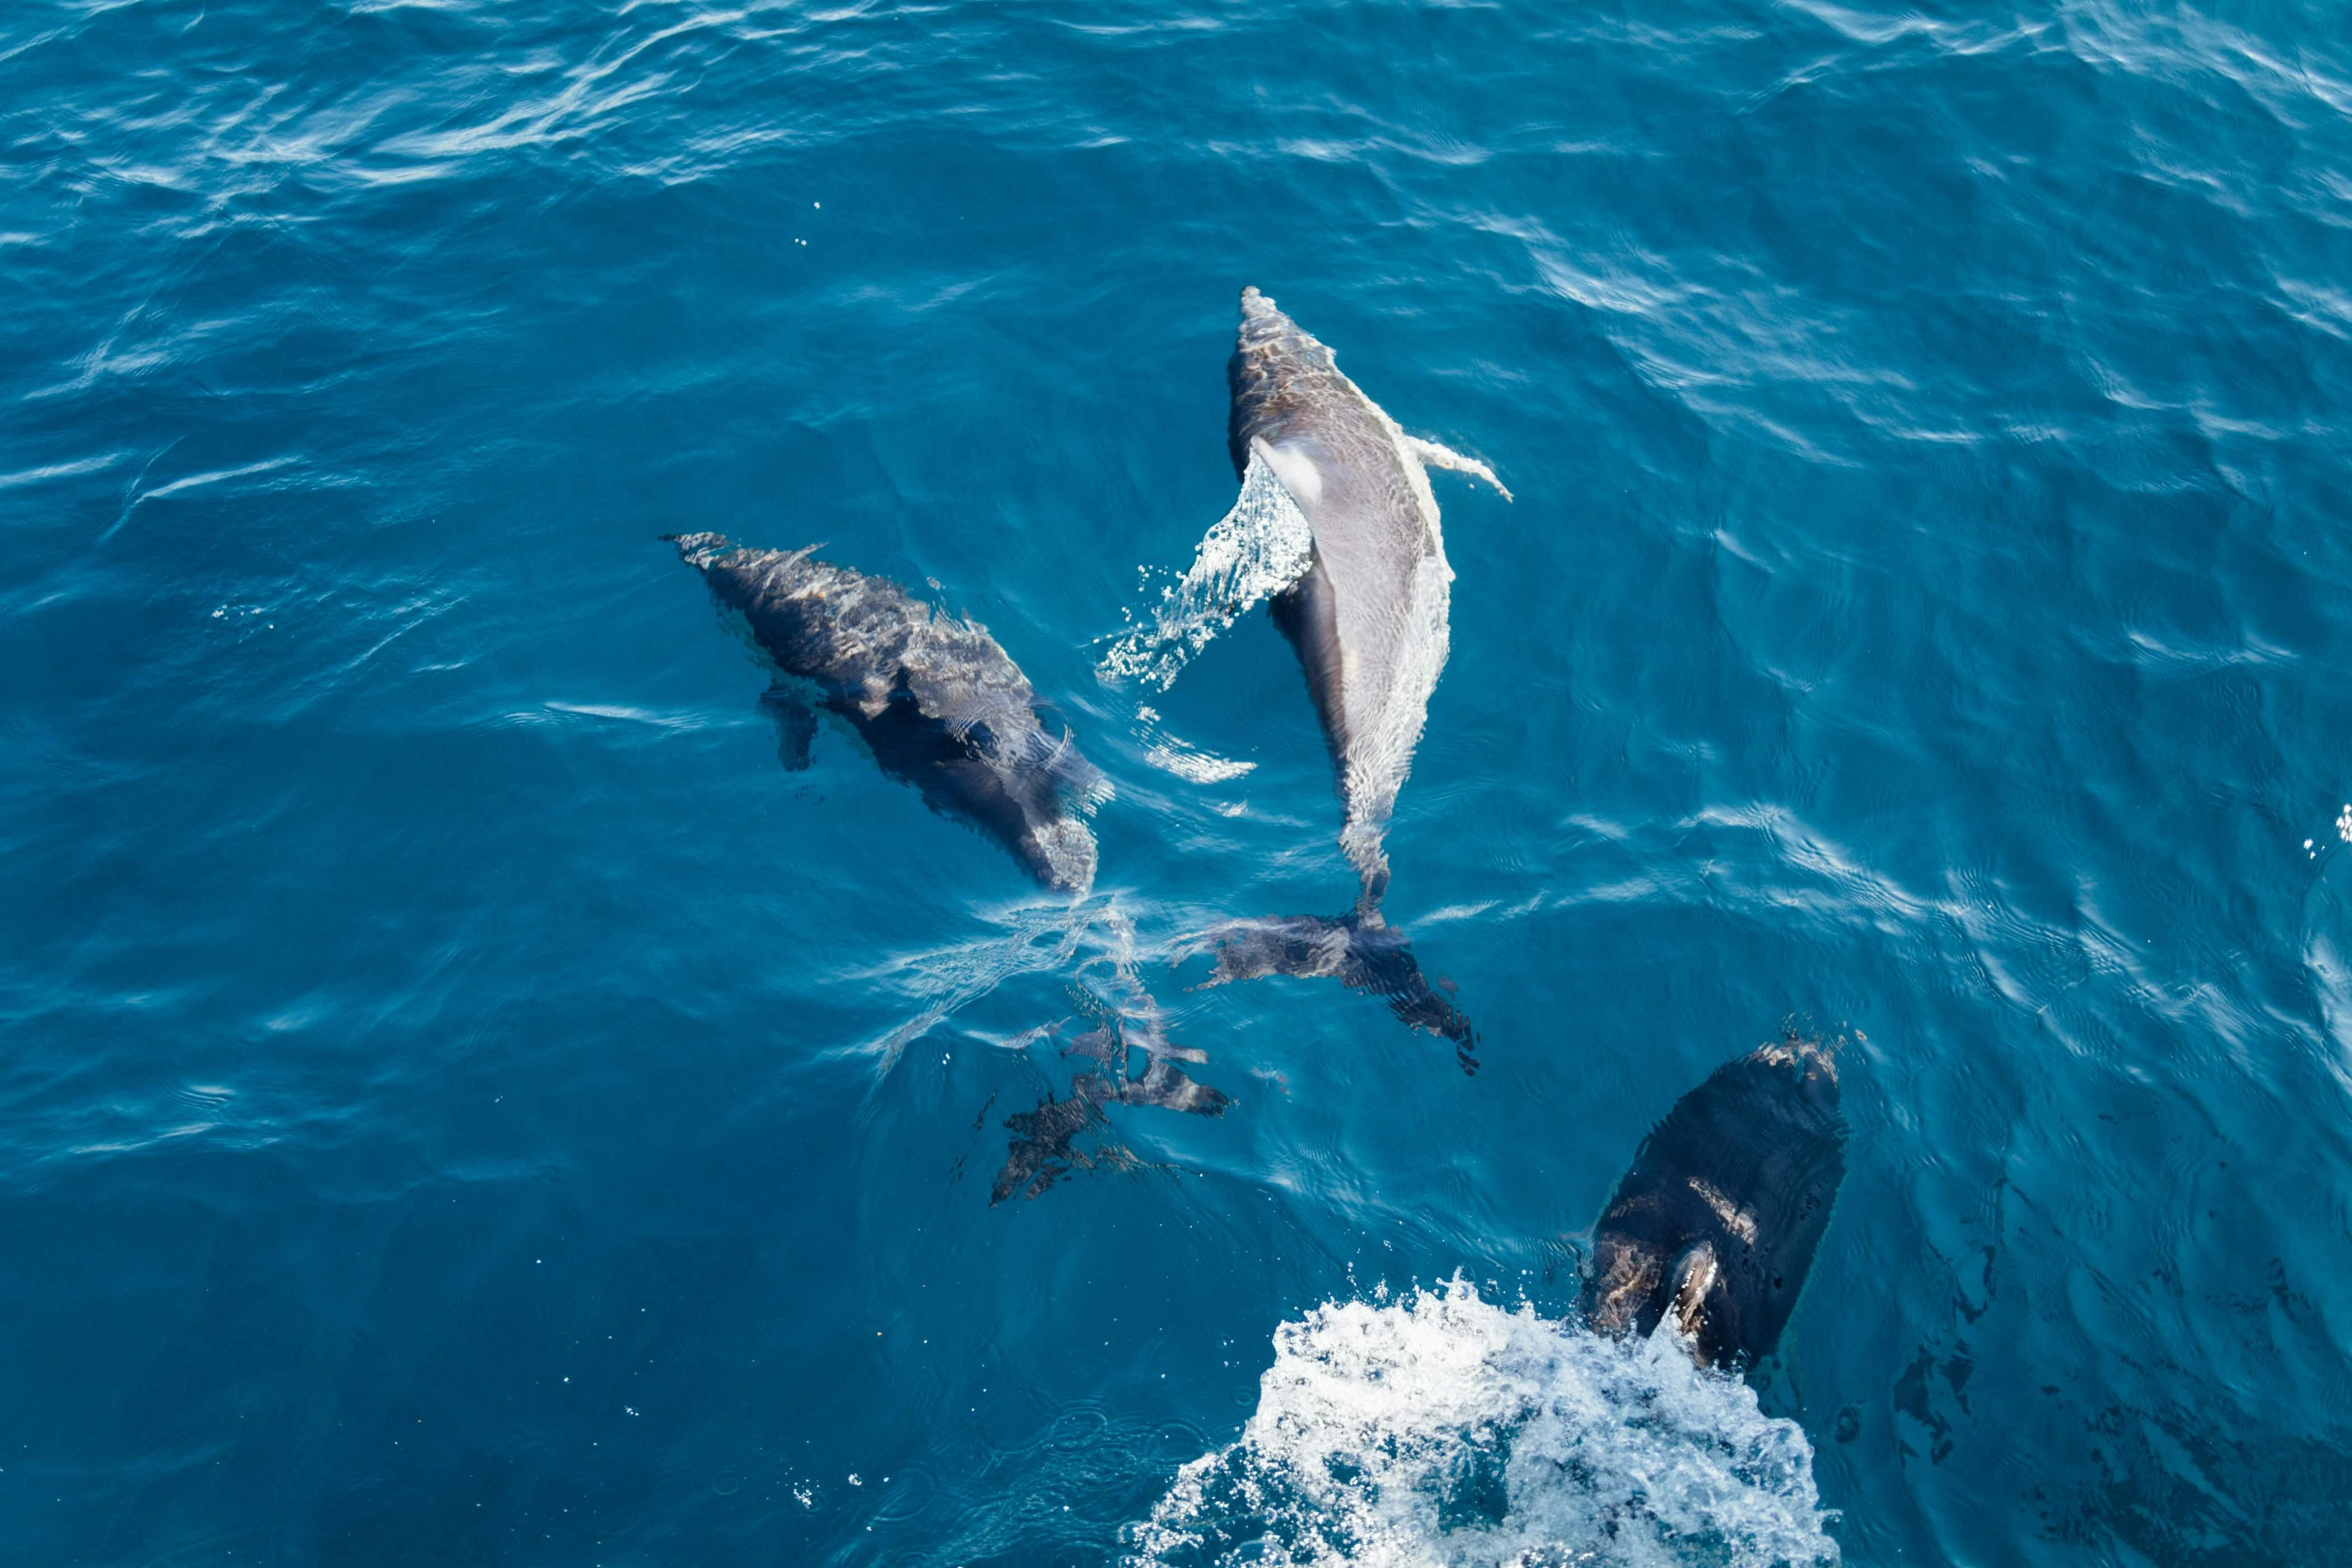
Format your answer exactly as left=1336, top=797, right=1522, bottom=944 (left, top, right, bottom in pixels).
left=10, top=0, right=2352, bottom=1562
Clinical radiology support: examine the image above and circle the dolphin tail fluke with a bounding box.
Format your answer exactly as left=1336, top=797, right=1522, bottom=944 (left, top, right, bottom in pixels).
left=1197, top=911, right=1477, bottom=1073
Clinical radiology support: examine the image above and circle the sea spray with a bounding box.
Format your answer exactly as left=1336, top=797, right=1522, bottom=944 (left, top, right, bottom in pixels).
left=1132, top=1276, right=1838, bottom=1568
left=1100, top=450, right=1314, bottom=692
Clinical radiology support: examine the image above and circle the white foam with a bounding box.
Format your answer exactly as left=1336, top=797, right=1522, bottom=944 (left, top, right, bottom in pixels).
left=1099, top=450, right=1314, bottom=690
left=1145, top=743, right=1257, bottom=784
left=1132, top=706, right=1257, bottom=785
left=1132, top=1277, right=1838, bottom=1568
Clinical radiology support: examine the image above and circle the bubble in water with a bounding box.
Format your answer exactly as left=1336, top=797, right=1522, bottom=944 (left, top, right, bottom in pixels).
left=1131, top=1276, right=1838, bottom=1567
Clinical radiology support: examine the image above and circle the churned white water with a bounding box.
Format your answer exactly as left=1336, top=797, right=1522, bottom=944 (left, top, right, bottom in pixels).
left=1100, top=450, right=1314, bottom=690
left=1131, top=1278, right=1838, bottom=1568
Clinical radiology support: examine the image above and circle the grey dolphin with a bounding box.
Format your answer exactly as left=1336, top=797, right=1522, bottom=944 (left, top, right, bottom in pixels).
left=1228, top=284, right=1509, bottom=907
left=1200, top=287, right=1506, bottom=1063
left=1581, top=1033, right=1848, bottom=1369
left=670, top=533, right=1105, bottom=895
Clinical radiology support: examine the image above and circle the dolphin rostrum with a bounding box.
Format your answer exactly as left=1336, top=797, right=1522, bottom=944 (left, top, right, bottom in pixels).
left=1196, top=287, right=1508, bottom=1062
left=670, top=533, right=1106, bottom=895
left=1581, top=1032, right=1849, bottom=1369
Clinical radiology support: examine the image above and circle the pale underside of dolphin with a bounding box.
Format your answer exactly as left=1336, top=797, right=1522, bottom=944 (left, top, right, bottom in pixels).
left=1228, top=284, right=1510, bottom=908
left=1101, top=288, right=1508, bottom=907
left=1097, top=288, right=1508, bottom=1060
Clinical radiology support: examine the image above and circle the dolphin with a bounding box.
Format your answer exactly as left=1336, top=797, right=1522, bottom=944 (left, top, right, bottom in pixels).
left=1581, top=1033, right=1849, bottom=1369
left=669, top=533, right=1105, bottom=895
left=1198, top=287, right=1508, bottom=1062
left=1228, top=284, right=1510, bottom=903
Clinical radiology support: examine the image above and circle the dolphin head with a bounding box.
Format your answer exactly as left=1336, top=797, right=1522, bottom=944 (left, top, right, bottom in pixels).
left=1228, top=286, right=1345, bottom=480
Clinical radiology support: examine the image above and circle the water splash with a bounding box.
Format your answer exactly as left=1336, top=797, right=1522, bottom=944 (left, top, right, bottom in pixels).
left=1099, top=450, right=1313, bottom=690
left=1132, top=1277, right=1837, bottom=1568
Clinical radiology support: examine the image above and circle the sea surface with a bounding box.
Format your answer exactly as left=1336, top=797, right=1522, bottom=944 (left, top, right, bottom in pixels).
left=8, top=1, right=2352, bottom=1563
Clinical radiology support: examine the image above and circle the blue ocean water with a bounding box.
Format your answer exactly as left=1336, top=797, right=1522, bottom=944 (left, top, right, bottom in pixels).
left=8, top=0, right=2352, bottom=1561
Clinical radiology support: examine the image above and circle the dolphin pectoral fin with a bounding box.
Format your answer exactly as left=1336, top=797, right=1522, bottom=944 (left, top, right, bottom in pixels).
left=1404, top=436, right=1513, bottom=503
left=758, top=683, right=819, bottom=771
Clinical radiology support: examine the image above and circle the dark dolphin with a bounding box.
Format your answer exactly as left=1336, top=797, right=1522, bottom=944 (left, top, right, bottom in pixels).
left=1581, top=1033, right=1848, bottom=1369
left=1200, top=287, right=1505, bottom=1064
left=670, top=533, right=1105, bottom=894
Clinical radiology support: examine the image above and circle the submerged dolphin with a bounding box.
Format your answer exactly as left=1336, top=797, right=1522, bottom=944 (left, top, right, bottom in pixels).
left=670, top=533, right=1105, bottom=895
left=1200, top=288, right=1508, bottom=1060
left=1581, top=1033, right=1848, bottom=1369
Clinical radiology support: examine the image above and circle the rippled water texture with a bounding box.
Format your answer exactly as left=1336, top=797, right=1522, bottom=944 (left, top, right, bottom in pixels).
left=9, top=0, right=2352, bottom=1563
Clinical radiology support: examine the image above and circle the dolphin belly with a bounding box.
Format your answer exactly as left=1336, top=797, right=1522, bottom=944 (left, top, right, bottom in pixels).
left=1226, top=288, right=1476, bottom=903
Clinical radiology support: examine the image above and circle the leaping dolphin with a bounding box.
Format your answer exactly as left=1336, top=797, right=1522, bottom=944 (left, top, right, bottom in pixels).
left=670, top=533, right=1106, bottom=895
left=1228, top=285, right=1510, bottom=905
left=1581, top=1032, right=1849, bottom=1369
left=1192, top=288, right=1509, bottom=1062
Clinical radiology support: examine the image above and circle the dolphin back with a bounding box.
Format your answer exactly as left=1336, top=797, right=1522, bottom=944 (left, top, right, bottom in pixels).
left=1583, top=1035, right=1847, bottom=1368
left=668, top=532, right=1101, bottom=895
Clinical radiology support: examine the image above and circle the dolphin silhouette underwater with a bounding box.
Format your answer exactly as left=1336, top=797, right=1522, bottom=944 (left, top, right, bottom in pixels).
left=1190, top=287, right=1510, bottom=1065
left=669, top=533, right=1107, bottom=895
left=1581, top=1032, right=1849, bottom=1369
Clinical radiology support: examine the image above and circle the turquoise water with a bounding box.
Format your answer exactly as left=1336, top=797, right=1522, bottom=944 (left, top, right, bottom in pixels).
left=9, top=0, right=2352, bottom=1561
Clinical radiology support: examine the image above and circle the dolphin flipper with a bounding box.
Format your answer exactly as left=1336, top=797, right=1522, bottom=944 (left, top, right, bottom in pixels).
left=759, top=682, right=819, bottom=772
left=1404, top=436, right=1513, bottom=503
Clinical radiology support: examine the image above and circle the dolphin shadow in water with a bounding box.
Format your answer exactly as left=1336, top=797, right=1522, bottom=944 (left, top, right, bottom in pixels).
left=1580, top=1028, right=1850, bottom=1370
left=990, top=973, right=1231, bottom=1205
left=669, top=532, right=1107, bottom=895
left=987, top=908, right=1233, bottom=1204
